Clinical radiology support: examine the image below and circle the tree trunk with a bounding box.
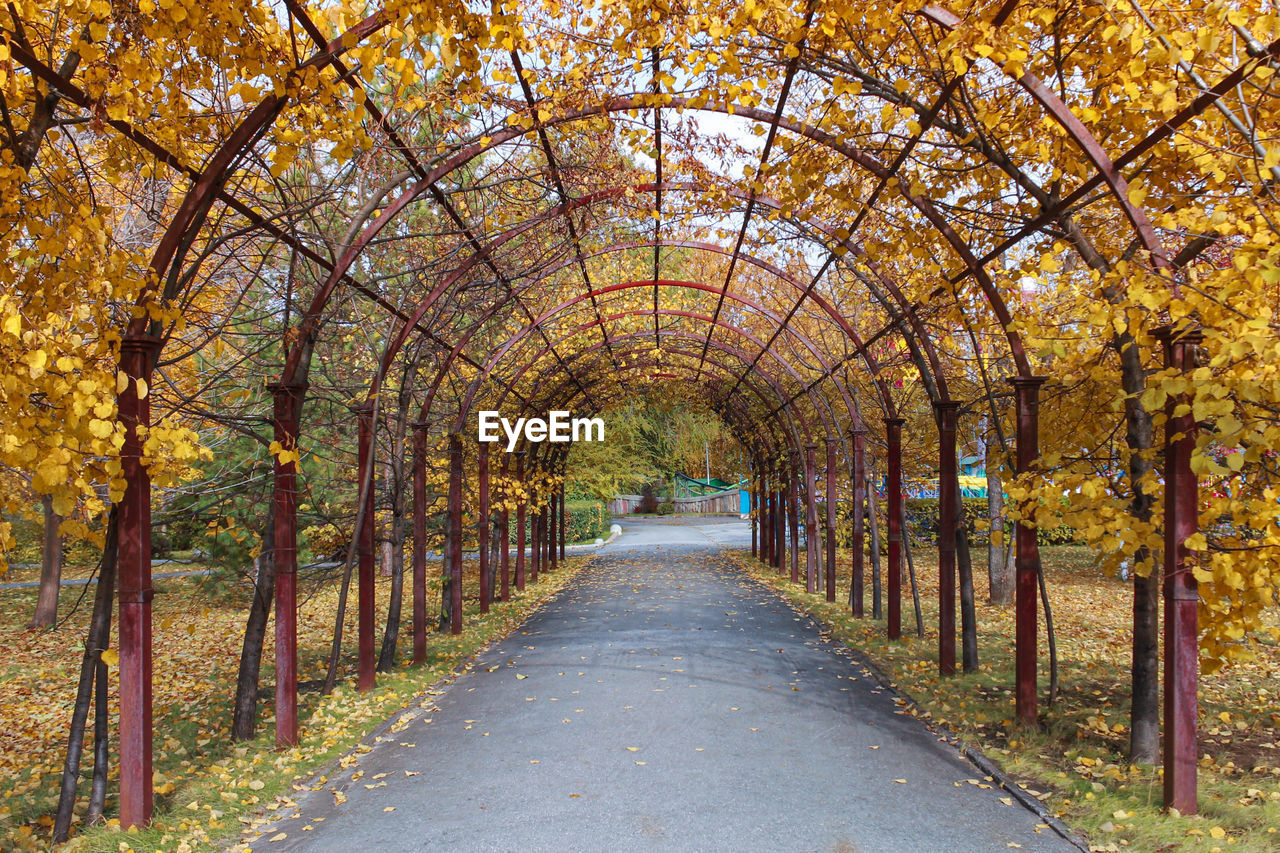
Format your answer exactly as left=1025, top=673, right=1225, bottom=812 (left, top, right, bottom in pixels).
left=901, top=505, right=924, bottom=638
left=378, top=430, right=406, bottom=671
left=986, top=441, right=1014, bottom=605
left=53, top=511, right=118, bottom=844
left=29, top=493, right=63, bottom=629
left=955, top=482, right=979, bottom=672
left=86, top=658, right=109, bottom=825
left=232, top=504, right=275, bottom=741
left=1118, top=331, right=1160, bottom=764
left=868, top=465, right=883, bottom=620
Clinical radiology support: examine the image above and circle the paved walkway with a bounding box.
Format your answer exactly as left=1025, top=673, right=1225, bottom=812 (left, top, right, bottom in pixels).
left=258, top=518, right=1077, bottom=852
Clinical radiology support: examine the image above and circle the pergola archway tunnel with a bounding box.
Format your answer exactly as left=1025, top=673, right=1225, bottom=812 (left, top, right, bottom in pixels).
left=7, top=0, right=1278, bottom=836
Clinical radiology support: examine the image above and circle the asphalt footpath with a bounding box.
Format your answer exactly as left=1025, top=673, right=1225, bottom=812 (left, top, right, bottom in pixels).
left=252, top=517, right=1079, bottom=853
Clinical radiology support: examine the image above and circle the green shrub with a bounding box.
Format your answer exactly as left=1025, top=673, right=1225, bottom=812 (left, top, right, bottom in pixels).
left=564, top=500, right=609, bottom=543
left=656, top=501, right=675, bottom=516
left=905, top=496, right=1080, bottom=546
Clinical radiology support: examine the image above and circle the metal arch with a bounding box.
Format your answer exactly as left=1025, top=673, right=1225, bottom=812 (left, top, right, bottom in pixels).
left=481, top=323, right=842, bottom=449
left=486, top=328, right=823, bottom=444
left=357, top=182, right=892, bottom=410
left=476, top=351, right=798, bottom=466
left=410, top=289, right=861, bottom=440
left=917, top=4, right=1172, bottom=273
left=435, top=279, right=892, bottom=431
left=398, top=268, right=887, bottom=455
left=17, top=10, right=1262, bottom=361
left=492, top=342, right=813, bottom=457
left=472, top=331, right=816, bottom=450
left=502, top=365, right=787, bottom=469
left=478, top=308, right=846, bottom=453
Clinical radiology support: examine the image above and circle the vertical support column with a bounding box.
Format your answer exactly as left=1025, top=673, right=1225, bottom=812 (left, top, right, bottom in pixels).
left=885, top=418, right=904, bottom=640
left=1009, top=377, right=1046, bottom=725
left=774, top=474, right=785, bottom=571
left=500, top=451, right=511, bottom=602
left=548, top=467, right=558, bottom=573
left=936, top=402, right=960, bottom=676
left=824, top=438, right=838, bottom=603
left=117, top=335, right=160, bottom=829
left=788, top=452, right=801, bottom=583
left=478, top=440, right=491, bottom=613
left=269, top=380, right=306, bottom=748
left=515, top=451, right=527, bottom=592
left=446, top=433, right=464, bottom=635
left=352, top=402, right=376, bottom=692
left=530, top=474, right=541, bottom=585
left=850, top=428, right=866, bottom=617
left=558, top=483, right=566, bottom=561
left=411, top=423, right=428, bottom=664
left=750, top=462, right=758, bottom=559
left=804, top=444, right=819, bottom=594
left=1159, top=327, right=1203, bottom=814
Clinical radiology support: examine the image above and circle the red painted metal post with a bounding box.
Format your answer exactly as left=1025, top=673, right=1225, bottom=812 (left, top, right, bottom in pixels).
left=500, top=451, right=511, bottom=602
left=515, top=452, right=527, bottom=592
left=774, top=477, right=785, bottom=572
left=447, top=433, right=464, bottom=635
left=936, top=402, right=960, bottom=676
left=478, top=440, right=491, bottom=612
left=548, top=477, right=558, bottom=573
left=783, top=455, right=793, bottom=581
left=1158, top=327, right=1203, bottom=814
left=269, top=381, right=306, bottom=748
left=530, top=478, right=541, bottom=585
left=411, top=423, right=428, bottom=664
left=759, top=469, right=769, bottom=565
left=885, top=418, right=904, bottom=640
left=851, top=428, right=866, bottom=617
left=558, top=485, right=565, bottom=561
left=804, top=444, right=819, bottom=594
left=1009, top=377, right=1046, bottom=725
left=353, top=402, right=376, bottom=692
left=750, top=464, right=759, bottom=560
left=825, top=439, right=838, bottom=603
left=117, top=335, right=160, bottom=829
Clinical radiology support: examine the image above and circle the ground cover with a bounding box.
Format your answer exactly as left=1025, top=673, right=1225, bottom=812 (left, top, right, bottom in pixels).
left=739, top=544, right=1280, bottom=853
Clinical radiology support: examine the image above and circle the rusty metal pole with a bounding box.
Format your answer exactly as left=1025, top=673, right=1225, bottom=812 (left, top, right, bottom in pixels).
left=804, top=444, right=819, bottom=594
left=851, top=428, right=866, bottom=617
left=269, top=381, right=306, bottom=748
left=548, top=465, right=558, bottom=573
left=759, top=468, right=769, bottom=565
left=558, top=480, right=566, bottom=561
left=1009, top=377, right=1046, bottom=725
left=515, top=451, right=527, bottom=592
left=353, top=402, right=376, bottom=692
left=478, top=440, right=491, bottom=613
left=117, top=335, right=160, bottom=829
left=824, top=439, right=838, bottom=603
left=936, top=402, right=960, bottom=676
left=750, top=461, right=758, bottom=559
left=411, top=423, right=428, bottom=664
left=774, top=473, right=785, bottom=572
left=885, top=418, right=904, bottom=641
left=447, top=433, right=464, bottom=635
left=788, top=452, right=801, bottom=584
left=1158, top=327, right=1203, bottom=814
left=500, top=451, right=511, bottom=602
left=530, top=468, right=541, bottom=585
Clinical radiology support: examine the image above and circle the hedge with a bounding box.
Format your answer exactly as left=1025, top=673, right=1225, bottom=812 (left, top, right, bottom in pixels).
left=563, top=499, right=609, bottom=543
